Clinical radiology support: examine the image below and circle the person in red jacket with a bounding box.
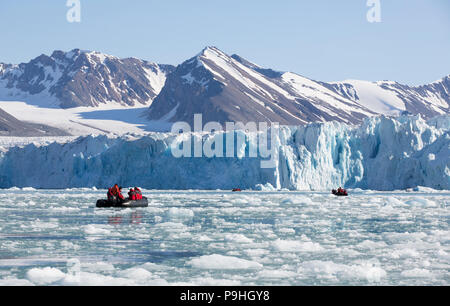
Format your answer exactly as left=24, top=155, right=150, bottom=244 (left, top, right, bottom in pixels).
left=134, top=187, right=143, bottom=200
left=108, top=184, right=125, bottom=204
left=117, top=186, right=125, bottom=202
left=107, top=187, right=115, bottom=202
left=128, top=188, right=137, bottom=201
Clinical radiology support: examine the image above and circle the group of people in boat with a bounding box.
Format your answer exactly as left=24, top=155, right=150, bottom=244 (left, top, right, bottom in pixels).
left=107, top=184, right=143, bottom=204
left=332, top=187, right=348, bottom=196
left=106, top=184, right=348, bottom=202
left=232, top=187, right=348, bottom=196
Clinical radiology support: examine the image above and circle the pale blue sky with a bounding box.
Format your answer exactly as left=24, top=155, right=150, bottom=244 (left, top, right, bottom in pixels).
left=0, top=0, right=448, bottom=85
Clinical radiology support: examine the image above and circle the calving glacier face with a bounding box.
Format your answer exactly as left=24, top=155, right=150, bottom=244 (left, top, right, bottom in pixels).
left=0, top=116, right=448, bottom=190
left=283, top=116, right=450, bottom=190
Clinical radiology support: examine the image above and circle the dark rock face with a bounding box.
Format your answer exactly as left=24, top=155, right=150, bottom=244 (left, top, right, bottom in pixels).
left=0, top=49, right=175, bottom=108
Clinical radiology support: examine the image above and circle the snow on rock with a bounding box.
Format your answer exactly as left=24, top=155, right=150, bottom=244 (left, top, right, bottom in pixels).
left=0, top=115, right=448, bottom=190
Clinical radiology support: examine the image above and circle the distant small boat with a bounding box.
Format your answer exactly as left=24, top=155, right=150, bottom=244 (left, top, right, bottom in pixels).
left=232, top=188, right=242, bottom=192
left=332, top=189, right=348, bottom=197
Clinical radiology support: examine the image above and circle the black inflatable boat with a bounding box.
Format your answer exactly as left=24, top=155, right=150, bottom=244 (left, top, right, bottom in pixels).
left=96, top=197, right=149, bottom=208
left=332, top=189, right=348, bottom=197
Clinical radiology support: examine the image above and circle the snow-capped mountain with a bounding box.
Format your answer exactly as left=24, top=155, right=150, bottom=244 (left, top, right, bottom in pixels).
left=147, top=47, right=376, bottom=126
left=0, top=49, right=175, bottom=108
left=147, top=47, right=449, bottom=127
left=0, top=47, right=448, bottom=134
left=321, top=76, right=450, bottom=117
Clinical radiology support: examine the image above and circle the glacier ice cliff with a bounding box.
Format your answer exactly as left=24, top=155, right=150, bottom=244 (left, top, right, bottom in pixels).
left=0, top=115, right=448, bottom=190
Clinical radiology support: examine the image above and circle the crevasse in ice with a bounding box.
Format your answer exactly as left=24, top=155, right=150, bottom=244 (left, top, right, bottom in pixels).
left=0, top=115, right=448, bottom=190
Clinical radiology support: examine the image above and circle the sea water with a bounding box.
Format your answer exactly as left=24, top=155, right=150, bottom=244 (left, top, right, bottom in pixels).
left=0, top=189, right=448, bottom=286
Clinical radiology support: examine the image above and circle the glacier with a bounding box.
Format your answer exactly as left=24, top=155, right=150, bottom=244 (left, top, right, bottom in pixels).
left=0, top=115, right=448, bottom=190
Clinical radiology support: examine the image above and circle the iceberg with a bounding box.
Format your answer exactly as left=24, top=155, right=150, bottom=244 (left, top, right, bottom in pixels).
left=0, top=115, right=448, bottom=190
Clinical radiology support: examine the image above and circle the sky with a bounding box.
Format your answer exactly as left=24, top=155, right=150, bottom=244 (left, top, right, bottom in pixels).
left=0, top=0, right=448, bottom=85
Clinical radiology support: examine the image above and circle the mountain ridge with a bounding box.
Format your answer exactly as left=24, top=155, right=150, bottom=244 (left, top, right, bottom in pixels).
left=0, top=49, right=175, bottom=108
left=147, top=46, right=449, bottom=126
left=0, top=47, right=448, bottom=131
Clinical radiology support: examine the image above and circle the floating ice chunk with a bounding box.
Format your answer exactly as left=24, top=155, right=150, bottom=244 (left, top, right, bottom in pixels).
left=383, top=232, right=427, bottom=243
left=64, top=271, right=131, bottom=286
left=298, top=260, right=386, bottom=283
left=50, top=206, right=81, bottom=213
left=401, top=268, right=432, bottom=278
left=190, top=277, right=241, bottom=286
left=356, top=240, right=388, bottom=250
left=384, top=197, right=407, bottom=206
left=281, top=198, right=294, bottom=205
left=197, top=235, right=213, bottom=242
left=254, top=183, right=276, bottom=191
left=187, top=254, right=263, bottom=270
left=437, top=249, right=450, bottom=261
left=0, top=277, right=34, bottom=286
left=351, top=262, right=387, bottom=283
left=81, top=262, right=116, bottom=273
left=412, top=186, right=440, bottom=193
left=244, top=248, right=269, bottom=257
left=390, top=248, right=421, bottom=259
left=224, top=233, right=253, bottom=243
left=297, top=260, right=344, bottom=278
left=120, top=268, right=153, bottom=281
left=139, top=262, right=172, bottom=272
left=155, top=222, right=189, bottom=232
left=60, top=241, right=80, bottom=250
left=29, top=219, right=59, bottom=229
left=297, top=197, right=314, bottom=205
left=83, top=224, right=111, bottom=235
left=26, top=267, right=66, bottom=285
left=165, top=207, right=194, bottom=219
left=277, top=228, right=296, bottom=234
left=271, top=239, right=324, bottom=252
left=257, top=269, right=297, bottom=279
left=405, top=198, right=437, bottom=207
